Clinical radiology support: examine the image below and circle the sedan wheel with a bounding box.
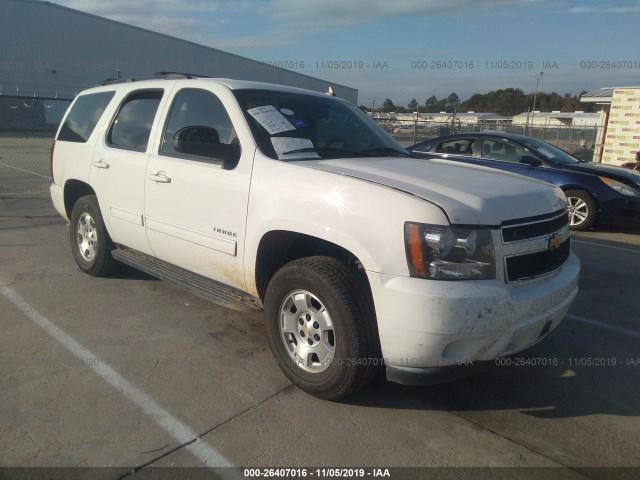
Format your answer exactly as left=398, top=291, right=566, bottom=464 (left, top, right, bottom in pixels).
left=566, top=189, right=597, bottom=231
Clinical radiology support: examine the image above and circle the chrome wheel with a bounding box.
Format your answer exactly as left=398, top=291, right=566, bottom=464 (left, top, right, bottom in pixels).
left=279, top=289, right=335, bottom=373
left=568, top=196, right=588, bottom=226
left=76, top=212, right=98, bottom=261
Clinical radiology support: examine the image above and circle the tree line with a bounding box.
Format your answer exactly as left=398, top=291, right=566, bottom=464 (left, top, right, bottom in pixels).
left=363, top=88, right=596, bottom=116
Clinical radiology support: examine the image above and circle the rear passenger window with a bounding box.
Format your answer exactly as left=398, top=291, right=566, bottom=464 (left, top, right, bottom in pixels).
left=57, top=91, right=115, bottom=143
left=107, top=90, right=163, bottom=152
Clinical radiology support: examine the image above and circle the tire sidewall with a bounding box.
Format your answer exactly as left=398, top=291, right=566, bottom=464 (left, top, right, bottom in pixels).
left=69, top=196, right=110, bottom=275
left=264, top=261, right=364, bottom=397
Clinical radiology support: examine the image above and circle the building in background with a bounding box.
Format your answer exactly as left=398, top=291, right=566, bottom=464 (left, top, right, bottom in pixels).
left=0, top=0, right=357, bottom=132
left=581, top=87, right=640, bottom=165
left=511, top=111, right=601, bottom=127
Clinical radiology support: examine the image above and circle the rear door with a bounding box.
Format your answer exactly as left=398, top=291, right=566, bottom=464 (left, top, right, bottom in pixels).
left=90, top=88, right=168, bottom=254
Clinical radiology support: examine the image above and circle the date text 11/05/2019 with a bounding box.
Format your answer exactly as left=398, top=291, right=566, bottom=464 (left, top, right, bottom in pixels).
left=244, top=468, right=391, bottom=478
left=494, top=357, right=640, bottom=367
left=410, top=60, right=559, bottom=70
left=262, top=60, right=389, bottom=70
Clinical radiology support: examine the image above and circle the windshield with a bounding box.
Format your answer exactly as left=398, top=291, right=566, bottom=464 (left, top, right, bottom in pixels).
left=519, top=137, right=581, bottom=165
left=233, top=89, right=408, bottom=160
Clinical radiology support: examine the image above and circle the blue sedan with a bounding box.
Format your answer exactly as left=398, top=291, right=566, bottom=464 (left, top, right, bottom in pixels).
left=408, top=131, right=640, bottom=230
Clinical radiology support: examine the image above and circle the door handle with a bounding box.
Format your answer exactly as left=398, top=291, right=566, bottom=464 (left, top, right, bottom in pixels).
left=92, top=159, right=110, bottom=169
left=148, top=172, right=172, bottom=183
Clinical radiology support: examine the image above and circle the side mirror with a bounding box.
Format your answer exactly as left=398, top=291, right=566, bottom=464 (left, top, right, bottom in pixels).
left=519, top=155, right=543, bottom=167
left=173, top=126, right=240, bottom=169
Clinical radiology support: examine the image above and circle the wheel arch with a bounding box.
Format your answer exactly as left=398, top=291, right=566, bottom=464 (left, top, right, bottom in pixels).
left=254, top=230, right=372, bottom=302
left=560, top=186, right=601, bottom=210
left=63, top=180, right=96, bottom=219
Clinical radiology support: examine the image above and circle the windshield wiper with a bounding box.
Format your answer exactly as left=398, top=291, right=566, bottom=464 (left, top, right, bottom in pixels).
left=361, top=147, right=410, bottom=157
left=282, top=147, right=371, bottom=157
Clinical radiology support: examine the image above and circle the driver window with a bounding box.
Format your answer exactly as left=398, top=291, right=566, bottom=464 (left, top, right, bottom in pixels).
left=435, top=139, right=474, bottom=154
left=161, top=89, right=239, bottom=161
left=482, top=139, right=525, bottom=163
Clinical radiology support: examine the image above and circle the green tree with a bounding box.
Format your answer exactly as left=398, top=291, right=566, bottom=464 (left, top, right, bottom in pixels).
left=381, top=98, right=396, bottom=112
left=434, top=98, right=447, bottom=112
left=408, top=98, right=419, bottom=111
left=425, top=95, right=437, bottom=111
left=447, top=92, right=460, bottom=108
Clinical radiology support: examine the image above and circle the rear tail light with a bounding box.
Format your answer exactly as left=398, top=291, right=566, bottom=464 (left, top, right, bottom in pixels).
left=50, top=141, right=56, bottom=183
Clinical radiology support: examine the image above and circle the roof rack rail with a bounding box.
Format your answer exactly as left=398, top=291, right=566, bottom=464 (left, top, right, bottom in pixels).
left=98, top=71, right=211, bottom=86
left=154, top=71, right=212, bottom=79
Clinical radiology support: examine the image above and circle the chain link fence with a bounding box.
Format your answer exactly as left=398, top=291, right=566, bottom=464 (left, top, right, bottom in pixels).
left=0, top=95, right=71, bottom=192
left=1, top=91, right=606, bottom=194
left=378, top=119, right=602, bottom=162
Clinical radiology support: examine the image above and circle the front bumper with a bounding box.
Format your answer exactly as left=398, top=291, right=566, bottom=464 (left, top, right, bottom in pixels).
left=386, top=362, right=493, bottom=386
left=599, top=195, right=640, bottom=225
left=367, top=252, right=580, bottom=380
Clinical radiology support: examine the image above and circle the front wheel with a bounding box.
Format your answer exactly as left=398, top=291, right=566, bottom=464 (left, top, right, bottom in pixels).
left=69, top=195, right=121, bottom=276
left=566, top=189, right=597, bottom=231
left=264, top=257, right=380, bottom=400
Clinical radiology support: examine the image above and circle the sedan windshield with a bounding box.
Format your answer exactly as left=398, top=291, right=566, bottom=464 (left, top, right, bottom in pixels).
left=519, top=137, right=581, bottom=165
left=233, top=89, right=408, bottom=160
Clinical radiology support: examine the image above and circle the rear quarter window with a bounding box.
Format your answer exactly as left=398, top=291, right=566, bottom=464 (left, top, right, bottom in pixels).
left=57, top=91, right=115, bottom=143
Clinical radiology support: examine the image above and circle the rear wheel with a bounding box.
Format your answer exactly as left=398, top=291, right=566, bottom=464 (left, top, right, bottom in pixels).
left=566, top=189, right=597, bottom=231
left=264, top=256, right=380, bottom=400
left=69, top=195, right=121, bottom=276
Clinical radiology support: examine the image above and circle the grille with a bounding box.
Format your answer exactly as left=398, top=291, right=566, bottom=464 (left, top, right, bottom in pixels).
left=505, top=238, right=571, bottom=282
left=502, top=211, right=569, bottom=243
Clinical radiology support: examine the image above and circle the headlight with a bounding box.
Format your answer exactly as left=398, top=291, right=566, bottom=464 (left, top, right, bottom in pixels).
left=599, top=177, right=640, bottom=197
left=405, top=223, right=496, bottom=280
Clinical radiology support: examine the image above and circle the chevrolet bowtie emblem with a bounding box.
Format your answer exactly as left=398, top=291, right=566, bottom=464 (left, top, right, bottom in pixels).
left=548, top=233, right=564, bottom=251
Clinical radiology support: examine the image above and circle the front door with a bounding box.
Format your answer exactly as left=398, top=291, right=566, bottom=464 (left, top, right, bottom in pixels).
left=144, top=87, right=253, bottom=291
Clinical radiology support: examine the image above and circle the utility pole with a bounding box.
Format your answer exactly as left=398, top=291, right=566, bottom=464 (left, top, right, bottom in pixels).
left=451, top=107, right=457, bottom=134
left=530, top=71, right=544, bottom=135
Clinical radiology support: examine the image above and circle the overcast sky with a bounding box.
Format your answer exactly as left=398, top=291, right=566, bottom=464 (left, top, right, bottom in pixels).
left=49, top=0, right=640, bottom=107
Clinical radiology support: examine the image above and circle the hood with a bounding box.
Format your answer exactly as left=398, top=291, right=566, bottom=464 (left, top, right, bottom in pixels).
left=294, top=156, right=566, bottom=225
left=563, top=162, right=640, bottom=187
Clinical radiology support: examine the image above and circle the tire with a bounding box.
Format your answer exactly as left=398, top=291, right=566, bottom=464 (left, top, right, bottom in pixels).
left=264, top=256, right=380, bottom=400
left=69, top=195, right=121, bottom=276
left=565, top=189, right=597, bottom=231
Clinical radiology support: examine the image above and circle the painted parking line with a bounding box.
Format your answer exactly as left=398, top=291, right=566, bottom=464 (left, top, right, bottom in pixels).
left=567, top=313, right=640, bottom=340
left=572, top=239, right=640, bottom=255
left=0, top=283, right=234, bottom=468
left=0, top=162, right=50, bottom=179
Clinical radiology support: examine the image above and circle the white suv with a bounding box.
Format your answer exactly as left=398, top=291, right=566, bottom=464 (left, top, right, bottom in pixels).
left=50, top=74, right=580, bottom=399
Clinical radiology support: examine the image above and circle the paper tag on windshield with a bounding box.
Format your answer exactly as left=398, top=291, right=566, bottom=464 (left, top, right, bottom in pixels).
left=247, top=105, right=296, bottom=135
left=272, top=137, right=320, bottom=160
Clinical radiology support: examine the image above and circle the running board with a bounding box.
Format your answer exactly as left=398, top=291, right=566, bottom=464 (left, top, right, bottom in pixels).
left=112, top=247, right=263, bottom=314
